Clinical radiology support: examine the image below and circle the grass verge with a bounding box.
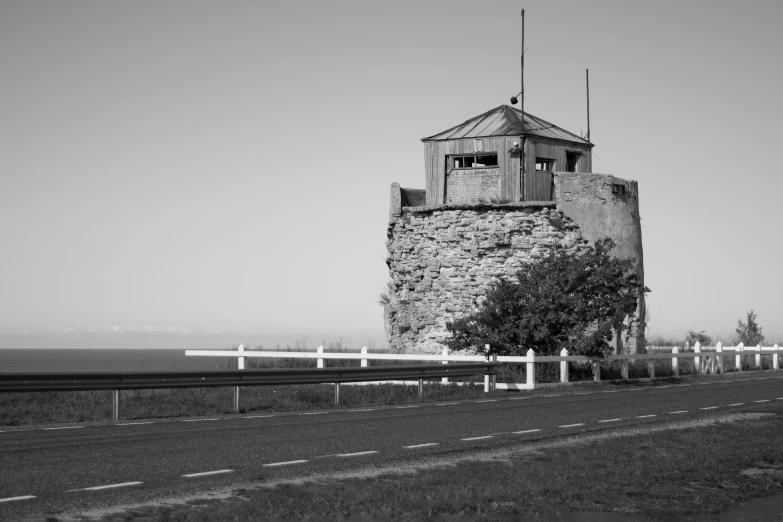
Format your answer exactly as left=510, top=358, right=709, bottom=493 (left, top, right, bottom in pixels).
left=90, top=413, right=783, bottom=521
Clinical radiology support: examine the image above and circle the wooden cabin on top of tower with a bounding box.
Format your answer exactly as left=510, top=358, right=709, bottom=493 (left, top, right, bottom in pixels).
left=422, top=105, right=593, bottom=205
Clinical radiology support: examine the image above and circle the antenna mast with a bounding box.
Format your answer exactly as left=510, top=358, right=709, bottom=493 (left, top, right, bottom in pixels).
left=586, top=68, right=591, bottom=143
left=520, top=9, right=525, bottom=200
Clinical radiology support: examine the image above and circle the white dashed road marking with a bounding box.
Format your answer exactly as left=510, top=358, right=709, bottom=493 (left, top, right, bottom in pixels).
left=0, top=495, right=36, bottom=503
left=67, top=482, right=142, bottom=492
left=513, top=429, right=542, bottom=434
left=598, top=418, right=622, bottom=423
left=182, top=470, right=234, bottom=478
left=404, top=443, right=439, bottom=449
left=263, top=460, right=308, bottom=467
left=461, top=436, right=494, bottom=441
left=755, top=400, right=770, bottom=403
left=559, top=423, right=585, bottom=428
left=44, top=426, right=84, bottom=430
left=669, top=411, right=688, bottom=414
left=636, top=415, right=657, bottom=418
left=700, top=407, right=719, bottom=410
left=337, top=451, right=379, bottom=457
left=728, top=403, right=744, bottom=407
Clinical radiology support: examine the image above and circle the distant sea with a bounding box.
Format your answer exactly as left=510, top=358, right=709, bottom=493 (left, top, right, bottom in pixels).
left=0, top=330, right=388, bottom=373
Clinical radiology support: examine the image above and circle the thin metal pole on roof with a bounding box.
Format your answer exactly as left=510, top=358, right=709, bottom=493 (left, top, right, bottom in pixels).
left=586, top=69, right=591, bottom=143
left=520, top=9, right=526, bottom=201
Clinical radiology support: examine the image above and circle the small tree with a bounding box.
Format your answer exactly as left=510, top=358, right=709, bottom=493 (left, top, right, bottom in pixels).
left=735, top=310, right=764, bottom=346
left=444, top=238, right=649, bottom=358
left=684, top=330, right=712, bottom=347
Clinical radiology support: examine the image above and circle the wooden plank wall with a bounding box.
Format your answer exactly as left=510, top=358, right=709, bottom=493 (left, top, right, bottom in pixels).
left=523, top=138, right=592, bottom=201
left=424, top=138, right=520, bottom=205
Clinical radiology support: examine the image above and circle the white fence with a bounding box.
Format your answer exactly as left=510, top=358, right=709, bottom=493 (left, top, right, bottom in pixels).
left=185, top=341, right=782, bottom=392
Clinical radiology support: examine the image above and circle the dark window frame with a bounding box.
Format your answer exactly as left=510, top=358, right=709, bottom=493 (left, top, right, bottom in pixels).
left=451, top=153, right=499, bottom=170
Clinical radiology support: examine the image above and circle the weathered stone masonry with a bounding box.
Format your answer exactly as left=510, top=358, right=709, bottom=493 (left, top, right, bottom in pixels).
left=384, top=202, right=587, bottom=354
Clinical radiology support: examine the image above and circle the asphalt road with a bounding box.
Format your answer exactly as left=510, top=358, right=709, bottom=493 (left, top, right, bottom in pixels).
left=2, top=373, right=783, bottom=521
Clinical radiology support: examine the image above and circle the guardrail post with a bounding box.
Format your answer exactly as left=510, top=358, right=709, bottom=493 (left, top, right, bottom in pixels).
left=672, top=346, right=679, bottom=377
left=736, top=343, right=744, bottom=372
left=774, top=344, right=779, bottom=370
left=526, top=349, right=536, bottom=389
left=334, top=382, right=340, bottom=405
left=442, top=347, right=449, bottom=384
left=484, top=344, right=490, bottom=393
left=716, top=342, right=724, bottom=374
left=234, top=343, right=244, bottom=414
left=592, top=359, right=600, bottom=381
left=112, top=389, right=120, bottom=421
left=560, top=348, right=569, bottom=383
left=418, top=379, right=423, bottom=398
left=317, top=345, right=324, bottom=369
left=361, top=346, right=368, bottom=368
left=755, top=344, right=762, bottom=369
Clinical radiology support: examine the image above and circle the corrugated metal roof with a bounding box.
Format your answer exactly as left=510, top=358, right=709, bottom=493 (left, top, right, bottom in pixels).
left=422, top=105, right=592, bottom=146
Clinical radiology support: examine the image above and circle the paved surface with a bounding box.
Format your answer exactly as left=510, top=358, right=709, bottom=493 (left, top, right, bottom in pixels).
left=1, top=374, right=783, bottom=520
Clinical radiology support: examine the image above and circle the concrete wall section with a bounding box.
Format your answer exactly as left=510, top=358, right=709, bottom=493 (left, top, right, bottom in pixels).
left=554, top=172, right=646, bottom=353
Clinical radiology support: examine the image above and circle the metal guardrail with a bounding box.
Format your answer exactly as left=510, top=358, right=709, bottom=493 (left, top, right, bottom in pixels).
left=0, top=363, right=499, bottom=421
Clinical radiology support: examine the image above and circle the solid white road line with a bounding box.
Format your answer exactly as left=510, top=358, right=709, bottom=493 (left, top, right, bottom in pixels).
left=301, top=412, right=329, bottom=415
left=461, top=436, right=494, bottom=441
left=728, top=403, right=744, bottom=406
left=475, top=399, right=497, bottom=403
left=700, top=407, right=719, bottom=410
left=435, top=402, right=458, bottom=406
left=116, top=422, right=153, bottom=426
left=559, top=423, right=585, bottom=428
left=394, top=405, right=419, bottom=409
left=348, top=409, right=378, bottom=412
left=598, top=418, right=622, bottom=423
left=182, top=470, right=234, bottom=478
left=542, top=394, right=562, bottom=397
left=669, top=411, right=688, bottom=414
left=43, top=426, right=84, bottom=430
left=754, top=400, right=770, bottom=403
left=513, top=429, right=542, bottom=434
left=403, top=443, right=439, bottom=449
left=67, top=482, right=142, bottom=492
left=263, top=460, right=308, bottom=467
left=0, top=495, right=36, bottom=503
left=337, top=451, right=379, bottom=457
left=244, top=415, right=275, bottom=419
left=183, top=418, right=218, bottom=422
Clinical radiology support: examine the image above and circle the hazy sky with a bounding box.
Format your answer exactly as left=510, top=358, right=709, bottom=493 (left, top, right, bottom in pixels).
left=1, top=0, right=781, bottom=341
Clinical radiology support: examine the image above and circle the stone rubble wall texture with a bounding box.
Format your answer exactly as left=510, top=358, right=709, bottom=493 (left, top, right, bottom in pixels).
left=445, top=168, right=501, bottom=203
left=384, top=203, right=587, bottom=354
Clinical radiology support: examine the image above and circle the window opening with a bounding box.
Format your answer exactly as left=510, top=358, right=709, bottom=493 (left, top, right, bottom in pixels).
left=535, top=158, right=554, bottom=171
left=565, top=152, right=580, bottom=173
left=452, top=153, right=498, bottom=169
left=612, top=183, right=626, bottom=196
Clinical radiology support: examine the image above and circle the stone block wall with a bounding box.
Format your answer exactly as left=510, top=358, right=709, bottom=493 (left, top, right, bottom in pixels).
left=383, top=202, right=586, bottom=353
left=445, top=168, right=501, bottom=204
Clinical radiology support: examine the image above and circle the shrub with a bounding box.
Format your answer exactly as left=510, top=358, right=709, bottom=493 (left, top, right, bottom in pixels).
left=735, top=310, right=764, bottom=346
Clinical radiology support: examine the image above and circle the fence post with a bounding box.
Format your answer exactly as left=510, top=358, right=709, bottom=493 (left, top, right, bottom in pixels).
left=736, top=343, right=744, bottom=371
left=317, top=345, right=324, bottom=369
left=418, top=378, right=424, bottom=398
left=361, top=346, right=368, bottom=368
left=484, top=344, right=490, bottom=393
left=560, top=348, right=569, bottom=383
left=334, top=382, right=340, bottom=405
left=441, top=347, right=449, bottom=384
left=234, top=343, right=244, bottom=414
left=774, top=344, right=779, bottom=370
left=491, top=354, right=498, bottom=391
left=648, top=358, right=655, bottom=379
left=592, top=359, right=600, bottom=381
left=112, top=389, right=120, bottom=422
left=694, top=342, right=701, bottom=375
left=716, top=342, right=724, bottom=374
left=755, top=344, right=762, bottom=369
left=672, top=346, right=679, bottom=377
left=526, top=348, right=536, bottom=389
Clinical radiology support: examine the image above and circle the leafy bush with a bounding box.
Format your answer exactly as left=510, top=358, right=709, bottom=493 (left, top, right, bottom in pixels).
left=444, top=238, right=649, bottom=358
left=684, top=330, right=712, bottom=347
left=735, top=310, right=764, bottom=346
